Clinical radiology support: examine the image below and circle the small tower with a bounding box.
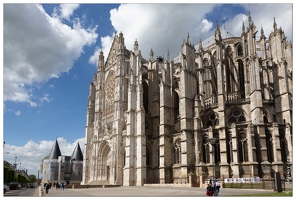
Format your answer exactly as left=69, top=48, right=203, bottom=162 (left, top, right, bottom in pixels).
left=70, top=143, right=84, bottom=182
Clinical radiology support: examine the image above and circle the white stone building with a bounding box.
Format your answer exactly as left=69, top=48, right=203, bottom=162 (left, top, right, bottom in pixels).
left=82, top=13, right=292, bottom=186
left=42, top=140, right=83, bottom=184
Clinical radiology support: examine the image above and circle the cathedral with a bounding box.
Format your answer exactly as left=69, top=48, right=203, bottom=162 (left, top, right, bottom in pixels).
left=82, top=13, right=292, bottom=186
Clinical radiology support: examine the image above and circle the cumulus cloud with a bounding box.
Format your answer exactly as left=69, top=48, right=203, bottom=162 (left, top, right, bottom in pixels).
left=90, top=4, right=292, bottom=66
left=89, top=34, right=114, bottom=65
left=241, top=4, right=292, bottom=42
left=3, top=137, right=85, bottom=177
left=57, top=4, right=80, bottom=20
left=201, top=19, right=213, bottom=33
left=3, top=4, right=98, bottom=106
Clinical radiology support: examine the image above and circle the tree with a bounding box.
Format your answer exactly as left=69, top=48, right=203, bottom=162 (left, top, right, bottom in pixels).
left=28, top=174, right=37, bottom=183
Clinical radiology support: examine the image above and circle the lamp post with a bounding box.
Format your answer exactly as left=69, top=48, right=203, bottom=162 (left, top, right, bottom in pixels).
left=209, top=138, right=219, bottom=181
left=15, top=156, right=17, bottom=170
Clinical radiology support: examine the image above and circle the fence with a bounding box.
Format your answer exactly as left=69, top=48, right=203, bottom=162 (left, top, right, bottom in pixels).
left=223, top=179, right=292, bottom=191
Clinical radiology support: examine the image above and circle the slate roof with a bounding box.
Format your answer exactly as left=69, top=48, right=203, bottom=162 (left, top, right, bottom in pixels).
left=71, top=142, right=83, bottom=161
left=48, top=140, right=62, bottom=160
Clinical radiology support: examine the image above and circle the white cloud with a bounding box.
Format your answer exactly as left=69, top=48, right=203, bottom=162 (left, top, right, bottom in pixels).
left=15, top=111, right=21, bottom=116
left=241, top=4, right=292, bottom=42
left=59, top=4, right=80, bottom=20
left=89, top=35, right=114, bottom=65
left=90, top=4, right=292, bottom=66
left=40, top=93, right=52, bottom=103
left=3, top=137, right=85, bottom=177
left=3, top=4, right=98, bottom=107
left=201, top=19, right=213, bottom=33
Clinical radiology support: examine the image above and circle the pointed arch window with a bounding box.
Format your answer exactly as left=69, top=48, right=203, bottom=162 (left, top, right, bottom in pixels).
left=205, top=112, right=219, bottom=128
left=202, top=135, right=210, bottom=163
left=238, top=132, right=248, bottom=162
left=279, top=130, right=288, bottom=162
left=265, top=130, right=274, bottom=163
left=174, top=139, right=181, bottom=164
left=228, top=108, right=246, bottom=124
left=237, top=44, right=243, bottom=56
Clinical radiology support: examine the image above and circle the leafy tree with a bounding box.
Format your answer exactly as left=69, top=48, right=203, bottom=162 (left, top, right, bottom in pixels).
left=28, top=174, right=37, bottom=183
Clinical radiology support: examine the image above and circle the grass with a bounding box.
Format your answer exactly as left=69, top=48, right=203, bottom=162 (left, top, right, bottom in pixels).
left=233, top=191, right=293, bottom=196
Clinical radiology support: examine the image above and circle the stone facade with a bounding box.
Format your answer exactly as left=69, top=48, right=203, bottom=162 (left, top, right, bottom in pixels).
left=82, top=14, right=292, bottom=186
left=42, top=140, right=83, bottom=184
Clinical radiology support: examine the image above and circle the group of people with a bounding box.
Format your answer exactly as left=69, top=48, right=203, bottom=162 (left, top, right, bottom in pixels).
left=43, top=181, right=66, bottom=194
left=206, top=179, right=220, bottom=196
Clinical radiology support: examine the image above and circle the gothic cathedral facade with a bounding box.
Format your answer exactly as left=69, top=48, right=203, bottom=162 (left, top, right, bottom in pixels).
left=82, top=14, right=292, bottom=186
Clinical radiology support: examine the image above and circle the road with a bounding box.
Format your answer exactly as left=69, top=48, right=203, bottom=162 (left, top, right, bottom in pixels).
left=4, top=187, right=36, bottom=197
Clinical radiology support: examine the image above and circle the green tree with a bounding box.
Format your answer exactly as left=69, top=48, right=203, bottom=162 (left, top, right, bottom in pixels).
left=28, top=174, right=37, bottom=183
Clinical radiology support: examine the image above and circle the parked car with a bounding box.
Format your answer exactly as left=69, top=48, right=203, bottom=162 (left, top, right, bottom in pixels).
left=8, top=182, right=22, bottom=190
left=27, top=183, right=35, bottom=188
left=4, top=184, right=10, bottom=194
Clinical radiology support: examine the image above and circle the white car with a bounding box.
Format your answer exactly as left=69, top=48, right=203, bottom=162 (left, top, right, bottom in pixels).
left=4, top=184, right=10, bottom=194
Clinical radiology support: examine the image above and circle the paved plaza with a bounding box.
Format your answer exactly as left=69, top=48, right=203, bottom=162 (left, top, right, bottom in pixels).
left=32, top=185, right=276, bottom=197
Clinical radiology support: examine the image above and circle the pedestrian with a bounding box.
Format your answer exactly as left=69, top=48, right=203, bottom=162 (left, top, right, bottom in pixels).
left=45, top=183, right=50, bottom=194
left=56, top=182, right=59, bottom=190
left=214, top=179, right=221, bottom=196
left=62, top=182, right=65, bottom=190
left=206, top=181, right=214, bottom=196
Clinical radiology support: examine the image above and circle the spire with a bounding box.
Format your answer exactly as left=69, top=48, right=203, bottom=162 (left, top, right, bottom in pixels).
left=198, top=38, right=203, bottom=51
left=150, top=48, right=154, bottom=60
left=261, top=25, right=264, bottom=36
left=119, top=31, right=124, bottom=43
left=167, top=49, right=170, bottom=61
left=134, top=39, right=139, bottom=55
left=273, top=17, right=277, bottom=32
left=48, top=140, right=62, bottom=160
left=215, top=21, right=222, bottom=42
left=187, top=32, right=190, bottom=44
left=242, top=22, right=245, bottom=33
left=248, top=11, right=254, bottom=27
left=71, top=142, right=83, bottom=161
left=260, top=25, right=266, bottom=40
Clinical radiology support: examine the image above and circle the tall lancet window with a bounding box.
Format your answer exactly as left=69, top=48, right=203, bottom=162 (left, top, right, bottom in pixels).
left=238, top=59, right=245, bottom=98
left=174, top=139, right=181, bottom=164
left=202, top=135, right=210, bottom=163
left=237, top=44, right=243, bottom=56
left=238, top=131, right=248, bottom=162
left=265, top=130, right=274, bottom=163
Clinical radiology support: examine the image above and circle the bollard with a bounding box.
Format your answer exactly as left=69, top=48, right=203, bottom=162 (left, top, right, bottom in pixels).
left=39, top=186, right=44, bottom=196
left=72, top=184, right=74, bottom=189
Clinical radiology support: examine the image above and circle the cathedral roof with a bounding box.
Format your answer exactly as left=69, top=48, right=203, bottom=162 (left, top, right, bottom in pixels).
left=48, top=139, right=62, bottom=160
left=71, top=142, right=83, bottom=161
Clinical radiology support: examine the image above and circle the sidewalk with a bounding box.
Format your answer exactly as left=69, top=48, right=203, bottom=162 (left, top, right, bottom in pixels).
left=33, top=185, right=276, bottom=197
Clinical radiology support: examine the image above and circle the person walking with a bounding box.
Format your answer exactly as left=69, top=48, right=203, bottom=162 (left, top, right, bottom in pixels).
left=206, top=181, right=214, bottom=196
left=45, top=183, right=50, bottom=194
left=214, top=179, right=221, bottom=196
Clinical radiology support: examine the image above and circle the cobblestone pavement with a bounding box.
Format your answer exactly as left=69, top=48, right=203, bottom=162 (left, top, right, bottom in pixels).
left=32, top=186, right=276, bottom=197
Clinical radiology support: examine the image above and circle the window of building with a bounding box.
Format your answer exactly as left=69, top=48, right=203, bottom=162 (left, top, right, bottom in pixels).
left=174, top=139, right=181, bottom=164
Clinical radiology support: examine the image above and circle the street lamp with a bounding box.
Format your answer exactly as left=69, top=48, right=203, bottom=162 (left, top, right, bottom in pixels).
left=209, top=138, right=219, bottom=181
left=15, top=156, right=17, bottom=170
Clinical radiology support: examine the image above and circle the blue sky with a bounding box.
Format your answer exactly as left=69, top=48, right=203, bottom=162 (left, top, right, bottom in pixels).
left=1, top=2, right=294, bottom=178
